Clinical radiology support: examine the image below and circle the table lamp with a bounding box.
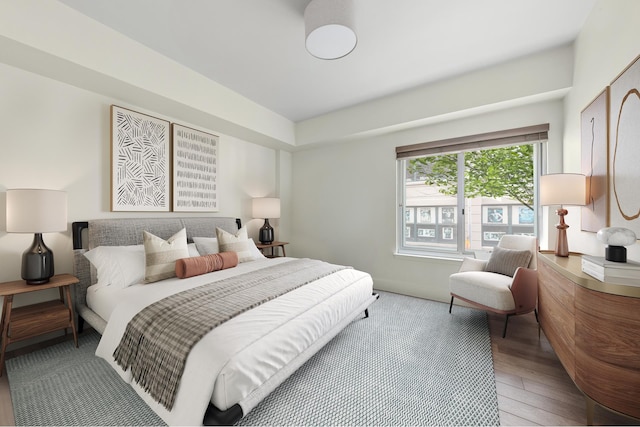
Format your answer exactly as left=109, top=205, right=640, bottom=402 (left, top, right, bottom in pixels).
left=540, top=174, right=586, bottom=257
left=252, top=198, right=280, bottom=245
left=6, top=189, right=68, bottom=284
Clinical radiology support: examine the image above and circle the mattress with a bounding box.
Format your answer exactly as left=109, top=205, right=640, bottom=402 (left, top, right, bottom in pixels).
left=93, top=257, right=374, bottom=425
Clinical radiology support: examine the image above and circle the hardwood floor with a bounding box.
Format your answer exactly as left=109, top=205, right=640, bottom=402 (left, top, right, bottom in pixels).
left=0, top=314, right=637, bottom=426
left=489, top=312, right=637, bottom=426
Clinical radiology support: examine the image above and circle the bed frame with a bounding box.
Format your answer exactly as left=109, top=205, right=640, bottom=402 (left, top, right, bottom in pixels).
left=71, top=216, right=376, bottom=425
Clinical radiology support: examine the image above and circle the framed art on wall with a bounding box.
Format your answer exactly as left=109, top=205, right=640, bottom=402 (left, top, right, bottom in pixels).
left=580, top=87, right=609, bottom=232
left=609, top=54, right=640, bottom=236
left=172, top=124, right=219, bottom=212
left=111, top=105, right=170, bottom=212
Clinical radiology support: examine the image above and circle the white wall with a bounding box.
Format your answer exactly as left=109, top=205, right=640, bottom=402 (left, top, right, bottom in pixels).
left=296, top=45, right=574, bottom=146
left=0, top=0, right=296, bottom=149
left=0, top=1, right=292, bottom=350
left=564, top=0, right=640, bottom=259
left=292, top=100, right=564, bottom=302
left=291, top=0, right=640, bottom=302
left=0, top=62, right=283, bottom=313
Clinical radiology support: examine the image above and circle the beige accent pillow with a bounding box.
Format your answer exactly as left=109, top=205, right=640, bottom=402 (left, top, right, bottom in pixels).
left=143, top=228, right=189, bottom=283
left=216, top=227, right=265, bottom=263
left=485, top=246, right=532, bottom=277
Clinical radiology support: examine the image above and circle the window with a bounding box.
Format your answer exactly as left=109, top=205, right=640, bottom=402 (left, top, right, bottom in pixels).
left=396, top=125, right=547, bottom=257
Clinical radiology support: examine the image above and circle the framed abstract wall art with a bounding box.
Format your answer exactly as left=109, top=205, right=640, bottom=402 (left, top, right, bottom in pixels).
left=609, top=54, right=640, bottom=236
left=172, top=123, right=219, bottom=212
left=580, top=87, right=609, bottom=232
left=111, top=105, right=170, bottom=211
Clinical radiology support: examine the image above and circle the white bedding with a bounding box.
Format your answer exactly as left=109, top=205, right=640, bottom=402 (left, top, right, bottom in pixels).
left=93, top=257, right=374, bottom=426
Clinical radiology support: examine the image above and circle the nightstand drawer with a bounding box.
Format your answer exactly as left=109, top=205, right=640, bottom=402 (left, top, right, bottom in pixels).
left=9, top=300, right=71, bottom=342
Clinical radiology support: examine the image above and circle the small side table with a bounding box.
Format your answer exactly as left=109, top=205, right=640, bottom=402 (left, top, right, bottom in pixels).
left=256, top=241, right=289, bottom=258
left=0, top=273, right=79, bottom=376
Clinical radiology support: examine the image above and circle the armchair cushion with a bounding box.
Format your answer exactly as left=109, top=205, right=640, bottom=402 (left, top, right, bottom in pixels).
left=458, top=257, right=488, bottom=272
left=449, top=271, right=516, bottom=311
left=485, top=246, right=532, bottom=277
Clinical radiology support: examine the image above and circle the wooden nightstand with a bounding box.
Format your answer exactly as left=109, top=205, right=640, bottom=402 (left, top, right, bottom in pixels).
left=0, top=273, right=79, bottom=376
left=256, top=241, right=289, bottom=258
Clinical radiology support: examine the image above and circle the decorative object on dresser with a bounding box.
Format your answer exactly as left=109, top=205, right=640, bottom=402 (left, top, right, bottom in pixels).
left=252, top=197, right=280, bottom=244
left=304, top=0, right=356, bottom=60
left=596, top=226, right=637, bottom=262
left=5, top=189, right=68, bottom=284
left=449, top=234, right=538, bottom=338
left=0, top=273, right=79, bottom=375
left=537, top=253, right=640, bottom=423
left=539, top=173, right=587, bottom=257
left=581, top=254, right=640, bottom=286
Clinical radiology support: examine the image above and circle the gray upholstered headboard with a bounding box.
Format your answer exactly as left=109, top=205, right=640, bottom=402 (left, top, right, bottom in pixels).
left=71, top=217, right=241, bottom=333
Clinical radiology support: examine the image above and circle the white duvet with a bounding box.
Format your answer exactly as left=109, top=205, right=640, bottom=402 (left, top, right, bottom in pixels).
left=94, top=257, right=374, bottom=425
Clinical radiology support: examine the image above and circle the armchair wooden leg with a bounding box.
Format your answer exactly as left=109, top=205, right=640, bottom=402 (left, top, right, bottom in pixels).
left=449, top=296, right=454, bottom=313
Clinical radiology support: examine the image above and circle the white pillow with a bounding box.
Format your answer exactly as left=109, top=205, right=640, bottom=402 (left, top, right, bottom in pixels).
left=83, top=245, right=145, bottom=288
left=216, top=227, right=266, bottom=262
left=188, top=243, right=200, bottom=257
left=192, top=237, right=219, bottom=255
left=143, top=228, right=189, bottom=283
left=248, top=238, right=267, bottom=261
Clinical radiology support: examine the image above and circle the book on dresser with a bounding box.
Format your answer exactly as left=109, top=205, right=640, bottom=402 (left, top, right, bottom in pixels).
left=581, top=255, right=640, bottom=286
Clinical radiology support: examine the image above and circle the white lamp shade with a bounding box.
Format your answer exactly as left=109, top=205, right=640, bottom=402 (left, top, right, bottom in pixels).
left=6, top=189, right=68, bottom=233
left=252, top=198, right=280, bottom=219
left=539, top=174, right=586, bottom=206
left=305, top=0, right=357, bottom=59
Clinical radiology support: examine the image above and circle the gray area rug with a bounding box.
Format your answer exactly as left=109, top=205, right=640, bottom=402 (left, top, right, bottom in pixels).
left=237, top=291, right=499, bottom=426
left=7, top=291, right=499, bottom=426
left=6, top=330, right=164, bottom=426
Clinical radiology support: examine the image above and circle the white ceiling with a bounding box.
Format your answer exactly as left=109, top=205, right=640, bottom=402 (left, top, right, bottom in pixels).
left=57, top=0, right=596, bottom=123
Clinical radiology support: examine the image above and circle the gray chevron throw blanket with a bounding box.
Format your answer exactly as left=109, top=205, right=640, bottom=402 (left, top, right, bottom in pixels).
left=113, top=258, right=348, bottom=411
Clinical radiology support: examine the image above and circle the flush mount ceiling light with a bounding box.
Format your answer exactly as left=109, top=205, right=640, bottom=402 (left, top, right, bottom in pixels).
left=304, top=0, right=357, bottom=60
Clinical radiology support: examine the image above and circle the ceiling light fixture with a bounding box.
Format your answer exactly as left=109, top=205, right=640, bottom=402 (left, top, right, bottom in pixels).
left=304, top=0, right=357, bottom=60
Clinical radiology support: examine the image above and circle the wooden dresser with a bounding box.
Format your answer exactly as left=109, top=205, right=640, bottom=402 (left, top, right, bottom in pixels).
left=538, top=252, right=640, bottom=423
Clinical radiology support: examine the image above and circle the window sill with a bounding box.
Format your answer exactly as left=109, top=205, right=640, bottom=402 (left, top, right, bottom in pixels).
left=393, top=250, right=467, bottom=262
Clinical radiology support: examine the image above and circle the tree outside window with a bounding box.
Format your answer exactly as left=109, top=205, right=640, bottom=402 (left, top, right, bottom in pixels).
left=401, top=144, right=535, bottom=254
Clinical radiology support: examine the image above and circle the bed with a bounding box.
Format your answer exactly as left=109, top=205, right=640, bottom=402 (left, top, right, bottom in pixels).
left=71, top=217, right=376, bottom=425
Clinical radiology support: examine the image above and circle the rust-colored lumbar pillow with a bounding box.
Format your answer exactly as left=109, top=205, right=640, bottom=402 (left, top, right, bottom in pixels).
left=175, top=251, right=239, bottom=279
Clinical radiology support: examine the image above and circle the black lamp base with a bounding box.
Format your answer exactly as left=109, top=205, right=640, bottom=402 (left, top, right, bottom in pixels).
left=259, top=219, right=274, bottom=245
left=605, top=245, right=627, bottom=263
left=22, top=233, right=55, bottom=285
